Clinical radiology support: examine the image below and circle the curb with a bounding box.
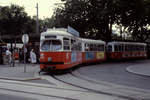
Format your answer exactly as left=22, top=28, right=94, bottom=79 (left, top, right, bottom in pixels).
left=126, top=65, right=150, bottom=77
left=0, top=64, right=41, bottom=81
left=0, top=77, right=41, bottom=81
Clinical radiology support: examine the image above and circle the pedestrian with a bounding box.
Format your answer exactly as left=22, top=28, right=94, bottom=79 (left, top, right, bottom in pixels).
left=19, top=49, right=23, bottom=63
left=30, top=49, right=37, bottom=64
left=6, top=48, right=12, bottom=65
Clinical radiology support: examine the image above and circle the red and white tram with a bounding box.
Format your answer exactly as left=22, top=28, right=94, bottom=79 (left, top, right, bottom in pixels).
left=107, top=41, right=147, bottom=60
left=39, top=27, right=106, bottom=72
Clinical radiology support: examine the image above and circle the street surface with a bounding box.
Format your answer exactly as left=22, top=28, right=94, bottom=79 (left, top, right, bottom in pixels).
left=74, top=60, right=150, bottom=90
left=0, top=60, right=150, bottom=100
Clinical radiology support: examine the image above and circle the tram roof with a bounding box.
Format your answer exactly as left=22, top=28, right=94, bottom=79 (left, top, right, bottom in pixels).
left=41, top=28, right=74, bottom=37
left=81, top=38, right=106, bottom=44
left=107, top=41, right=147, bottom=46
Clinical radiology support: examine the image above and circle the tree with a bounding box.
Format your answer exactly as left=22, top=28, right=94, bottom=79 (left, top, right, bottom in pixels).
left=53, top=0, right=121, bottom=42
left=52, top=0, right=150, bottom=42
left=0, top=4, right=40, bottom=43
left=0, top=4, right=36, bottom=40
left=115, top=0, right=150, bottom=41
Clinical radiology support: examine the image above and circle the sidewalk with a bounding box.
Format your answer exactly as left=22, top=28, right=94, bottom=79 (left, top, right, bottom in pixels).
left=0, top=63, right=40, bottom=81
left=126, top=62, right=150, bottom=76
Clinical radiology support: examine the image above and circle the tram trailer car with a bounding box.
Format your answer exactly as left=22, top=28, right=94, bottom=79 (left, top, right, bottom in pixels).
left=107, top=42, right=147, bottom=60
left=81, top=38, right=106, bottom=64
left=39, top=28, right=106, bottom=72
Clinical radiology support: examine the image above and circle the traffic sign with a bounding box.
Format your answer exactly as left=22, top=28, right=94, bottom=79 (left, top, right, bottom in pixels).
left=22, top=34, right=29, bottom=44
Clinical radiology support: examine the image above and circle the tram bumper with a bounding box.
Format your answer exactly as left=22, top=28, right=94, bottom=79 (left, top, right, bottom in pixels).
left=40, top=61, right=64, bottom=72
left=40, top=65, right=56, bottom=72
left=46, top=66, right=56, bottom=70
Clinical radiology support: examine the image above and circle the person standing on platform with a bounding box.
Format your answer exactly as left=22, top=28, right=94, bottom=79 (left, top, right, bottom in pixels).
left=6, top=48, right=12, bottom=65
left=30, top=49, right=37, bottom=64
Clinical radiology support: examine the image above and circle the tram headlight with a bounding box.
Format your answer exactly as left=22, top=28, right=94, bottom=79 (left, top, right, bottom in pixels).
left=48, top=57, right=52, bottom=61
left=40, top=53, right=44, bottom=59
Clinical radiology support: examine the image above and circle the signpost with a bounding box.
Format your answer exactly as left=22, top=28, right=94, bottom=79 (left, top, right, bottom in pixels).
left=22, top=34, right=29, bottom=73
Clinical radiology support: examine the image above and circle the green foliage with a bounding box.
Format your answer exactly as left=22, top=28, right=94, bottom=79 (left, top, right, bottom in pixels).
left=0, top=4, right=36, bottom=38
left=53, top=0, right=150, bottom=42
left=1, top=1, right=150, bottom=43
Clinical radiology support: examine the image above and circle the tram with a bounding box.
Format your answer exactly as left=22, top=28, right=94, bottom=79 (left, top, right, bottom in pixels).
left=107, top=41, right=147, bottom=60
left=39, top=27, right=147, bottom=72
left=39, top=27, right=106, bottom=72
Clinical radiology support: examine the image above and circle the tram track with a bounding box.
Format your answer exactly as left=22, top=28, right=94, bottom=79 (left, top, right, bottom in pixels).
left=0, top=79, right=87, bottom=93
left=52, top=74, right=137, bottom=100
left=0, top=87, right=77, bottom=100
left=0, top=79, right=86, bottom=100
left=70, top=72, right=112, bottom=87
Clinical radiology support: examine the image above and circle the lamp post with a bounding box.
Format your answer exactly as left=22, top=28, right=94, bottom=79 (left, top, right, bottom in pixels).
left=36, top=3, right=39, bottom=34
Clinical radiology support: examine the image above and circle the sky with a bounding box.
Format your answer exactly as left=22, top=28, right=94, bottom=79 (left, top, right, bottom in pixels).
left=0, top=0, right=63, bottom=19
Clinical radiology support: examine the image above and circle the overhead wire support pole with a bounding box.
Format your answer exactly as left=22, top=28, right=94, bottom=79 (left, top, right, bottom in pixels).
left=36, top=3, right=39, bottom=34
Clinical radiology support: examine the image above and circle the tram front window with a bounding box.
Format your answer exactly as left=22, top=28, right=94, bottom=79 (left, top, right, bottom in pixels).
left=41, top=40, right=62, bottom=51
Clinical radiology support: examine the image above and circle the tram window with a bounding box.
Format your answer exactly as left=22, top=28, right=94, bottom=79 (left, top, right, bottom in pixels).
left=129, top=45, right=132, bottom=51
left=100, top=45, right=104, bottom=51
left=41, top=41, right=49, bottom=51
left=133, top=46, right=136, bottom=51
left=144, top=46, right=146, bottom=51
left=63, top=37, right=69, bottom=40
left=107, top=45, right=112, bottom=52
left=125, top=45, right=130, bottom=51
left=63, top=37, right=70, bottom=50
left=89, top=44, right=94, bottom=51
left=94, top=44, right=97, bottom=51
left=71, top=44, right=77, bottom=51
left=114, top=45, right=119, bottom=52
left=128, top=45, right=131, bottom=51
left=141, top=46, right=144, bottom=51
left=121, top=45, right=124, bottom=51
left=71, top=39, right=76, bottom=44
left=137, top=46, right=139, bottom=51
left=71, top=44, right=74, bottom=51
left=140, top=46, right=142, bottom=51
left=97, top=45, right=99, bottom=51
left=93, top=44, right=96, bottom=51
left=139, top=46, right=141, bottom=51
left=118, top=45, right=122, bottom=52
left=78, top=43, right=82, bottom=51
left=131, top=45, right=134, bottom=51
left=114, top=45, right=122, bottom=52
left=64, top=46, right=70, bottom=50
left=125, top=45, right=127, bottom=51
left=132, top=46, right=134, bottom=51
left=97, top=45, right=104, bottom=51
left=63, top=41, right=70, bottom=45
left=139, top=46, right=142, bottom=51
left=41, top=40, right=62, bottom=51
left=85, top=43, right=89, bottom=51
left=45, top=36, right=56, bottom=38
left=71, top=39, right=73, bottom=44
